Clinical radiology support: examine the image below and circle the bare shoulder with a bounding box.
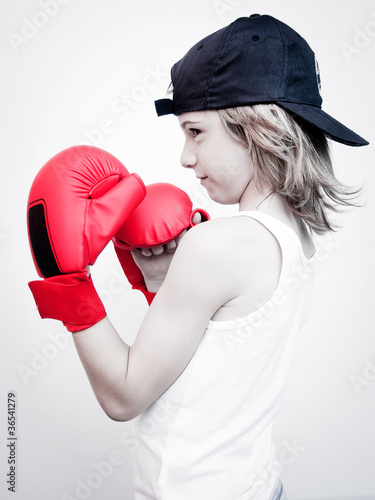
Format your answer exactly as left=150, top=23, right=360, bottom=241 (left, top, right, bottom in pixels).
left=182, top=215, right=281, bottom=259
left=168, top=215, right=282, bottom=321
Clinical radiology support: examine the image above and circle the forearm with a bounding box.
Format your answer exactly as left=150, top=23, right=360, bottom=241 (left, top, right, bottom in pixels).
left=72, top=316, right=132, bottom=421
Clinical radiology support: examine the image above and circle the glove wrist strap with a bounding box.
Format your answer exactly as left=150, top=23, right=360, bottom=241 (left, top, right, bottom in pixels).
left=28, top=272, right=106, bottom=333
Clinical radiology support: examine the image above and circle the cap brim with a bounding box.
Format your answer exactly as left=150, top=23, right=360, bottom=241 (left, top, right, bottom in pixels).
left=154, top=97, right=369, bottom=147
left=278, top=102, right=369, bottom=147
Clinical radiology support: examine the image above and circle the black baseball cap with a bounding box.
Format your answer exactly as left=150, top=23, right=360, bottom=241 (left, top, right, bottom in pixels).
left=155, top=14, right=368, bottom=147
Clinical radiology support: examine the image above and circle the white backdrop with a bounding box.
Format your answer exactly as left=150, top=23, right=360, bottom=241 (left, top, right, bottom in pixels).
left=1, top=1, right=374, bottom=499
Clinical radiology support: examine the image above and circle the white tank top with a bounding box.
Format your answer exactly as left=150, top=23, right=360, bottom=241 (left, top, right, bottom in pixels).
left=133, top=211, right=316, bottom=500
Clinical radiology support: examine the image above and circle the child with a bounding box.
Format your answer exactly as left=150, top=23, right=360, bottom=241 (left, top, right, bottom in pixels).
left=39, top=13, right=369, bottom=500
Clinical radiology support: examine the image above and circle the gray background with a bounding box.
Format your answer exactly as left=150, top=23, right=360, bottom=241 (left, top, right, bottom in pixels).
left=1, top=0, right=374, bottom=499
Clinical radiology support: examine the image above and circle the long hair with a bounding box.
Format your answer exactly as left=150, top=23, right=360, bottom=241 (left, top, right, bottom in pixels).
left=218, top=104, right=362, bottom=234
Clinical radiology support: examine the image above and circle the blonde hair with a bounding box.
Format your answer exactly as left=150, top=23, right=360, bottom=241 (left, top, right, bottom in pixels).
left=218, top=104, right=361, bottom=234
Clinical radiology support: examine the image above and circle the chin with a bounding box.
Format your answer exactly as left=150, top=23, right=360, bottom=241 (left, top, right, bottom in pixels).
left=204, top=184, right=241, bottom=205
left=208, top=191, right=239, bottom=205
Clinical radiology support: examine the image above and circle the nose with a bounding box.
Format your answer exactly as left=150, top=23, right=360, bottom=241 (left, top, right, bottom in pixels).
left=180, top=140, right=198, bottom=169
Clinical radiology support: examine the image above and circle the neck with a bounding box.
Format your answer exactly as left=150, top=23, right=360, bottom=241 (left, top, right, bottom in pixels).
left=238, top=179, right=274, bottom=211
left=239, top=181, right=301, bottom=233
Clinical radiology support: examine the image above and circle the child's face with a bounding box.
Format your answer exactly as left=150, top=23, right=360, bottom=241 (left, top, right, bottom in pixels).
left=178, top=110, right=253, bottom=205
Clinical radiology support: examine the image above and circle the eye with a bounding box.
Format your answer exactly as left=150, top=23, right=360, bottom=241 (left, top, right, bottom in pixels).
left=190, top=128, right=201, bottom=137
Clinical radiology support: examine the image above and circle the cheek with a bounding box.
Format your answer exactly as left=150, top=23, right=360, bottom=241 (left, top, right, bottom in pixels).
left=200, top=139, right=252, bottom=203
left=217, top=158, right=252, bottom=192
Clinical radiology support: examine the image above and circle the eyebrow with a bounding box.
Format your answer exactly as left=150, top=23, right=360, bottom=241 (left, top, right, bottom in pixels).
left=180, top=120, right=203, bottom=129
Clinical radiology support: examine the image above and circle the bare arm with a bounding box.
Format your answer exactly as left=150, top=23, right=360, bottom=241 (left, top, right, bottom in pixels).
left=72, top=220, right=238, bottom=421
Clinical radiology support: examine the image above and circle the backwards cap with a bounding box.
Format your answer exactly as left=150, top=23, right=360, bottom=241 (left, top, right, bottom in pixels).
left=155, top=14, right=368, bottom=147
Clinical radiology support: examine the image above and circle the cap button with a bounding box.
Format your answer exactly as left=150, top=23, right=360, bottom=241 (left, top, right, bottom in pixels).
left=249, top=13, right=261, bottom=17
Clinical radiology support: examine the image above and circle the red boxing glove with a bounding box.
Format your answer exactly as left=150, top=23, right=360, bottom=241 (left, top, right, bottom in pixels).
left=113, top=183, right=210, bottom=304
left=27, top=145, right=146, bottom=331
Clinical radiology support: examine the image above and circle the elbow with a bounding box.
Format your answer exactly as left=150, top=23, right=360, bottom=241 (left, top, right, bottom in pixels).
left=93, top=379, right=146, bottom=422
left=104, top=408, right=134, bottom=423
left=98, top=397, right=141, bottom=422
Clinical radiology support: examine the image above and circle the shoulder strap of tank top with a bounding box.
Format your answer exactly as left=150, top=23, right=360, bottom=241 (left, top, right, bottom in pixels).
left=229, top=210, right=312, bottom=266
